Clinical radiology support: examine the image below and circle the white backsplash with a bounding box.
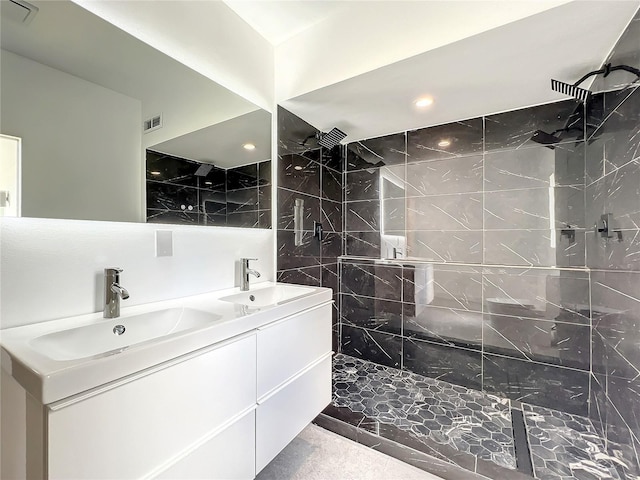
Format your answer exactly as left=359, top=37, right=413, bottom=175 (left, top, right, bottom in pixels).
left=0, top=217, right=274, bottom=329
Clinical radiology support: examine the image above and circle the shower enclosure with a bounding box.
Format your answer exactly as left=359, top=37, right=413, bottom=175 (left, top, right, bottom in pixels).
left=276, top=10, right=640, bottom=480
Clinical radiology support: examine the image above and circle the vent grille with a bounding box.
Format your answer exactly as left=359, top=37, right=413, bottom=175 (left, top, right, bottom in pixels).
left=143, top=114, right=163, bottom=133
left=7, top=0, right=39, bottom=25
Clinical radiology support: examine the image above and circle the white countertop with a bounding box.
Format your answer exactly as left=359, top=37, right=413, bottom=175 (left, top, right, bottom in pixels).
left=0, top=282, right=332, bottom=405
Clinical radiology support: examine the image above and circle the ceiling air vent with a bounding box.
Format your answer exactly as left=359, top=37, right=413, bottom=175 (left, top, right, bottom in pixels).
left=6, top=0, right=39, bottom=25
left=143, top=114, right=163, bottom=133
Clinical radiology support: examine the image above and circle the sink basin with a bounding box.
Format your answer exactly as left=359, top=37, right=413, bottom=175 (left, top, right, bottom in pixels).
left=219, top=284, right=313, bottom=308
left=29, top=308, right=222, bottom=361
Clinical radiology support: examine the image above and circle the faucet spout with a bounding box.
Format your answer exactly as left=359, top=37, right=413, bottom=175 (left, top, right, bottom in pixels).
left=111, top=283, right=130, bottom=300
left=248, top=269, right=261, bottom=279
left=240, top=258, right=260, bottom=291
left=104, top=267, right=129, bottom=318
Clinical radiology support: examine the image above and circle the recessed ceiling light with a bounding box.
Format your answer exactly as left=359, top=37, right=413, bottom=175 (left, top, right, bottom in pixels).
left=294, top=165, right=303, bottom=171
left=243, top=143, right=256, bottom=150
left=438, top=139, right=451, bottom=148
left=205, top=181, right=212, bottom=185
left=415, top=97, right=434, bottom=108
left=150, top=171, right=161, bottom=175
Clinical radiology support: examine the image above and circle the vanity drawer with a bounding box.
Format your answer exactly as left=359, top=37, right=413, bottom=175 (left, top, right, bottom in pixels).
left=156, top=409, right=255, bottom=480
left=47, top=333, right=256, bottom=480
left=255, top=353, right=332, bottom=473
left=256, top=302, right=332, bottom=399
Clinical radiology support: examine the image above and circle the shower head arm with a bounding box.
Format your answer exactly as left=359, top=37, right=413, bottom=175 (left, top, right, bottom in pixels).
left=572, top=63, right=640, bottom=87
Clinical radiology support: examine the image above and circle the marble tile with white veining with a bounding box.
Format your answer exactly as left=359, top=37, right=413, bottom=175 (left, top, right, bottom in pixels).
left=332, top=353, right=516, bottom=470
left=485, top=100, right=584, bottom=152
left=347, top=132, right=406, bottom=171
left=482, top=313, right=590, bottom=370
left=483, top=354, right=589, bottom=416
left=483, top=229, right=586, bottom=267
left=278, top=153, right=321, bottom=195
left=276, top=229, right=320, bottom=270
left=345, top=231, right=381, bottom=258
left=484, top=143, right=585, bottom=191
left=403, top=304, right=482, bottom=350
left=482, top=267, right=590, bottom=325
left=522, top=403, right=622, bottom=480
left=405, top=155, right=483, bottom=196
left=484, top=187, right=584, bottom=230
left=276, top=265, right=321, bottom=287
left=407, top=118, right=483, bottom=163
left=345, top=200, right=380, bottom=232
left=404, top=263, right=483, bottom=311
left=277, top=106, right=319, bottom=155
left=340, top=325, right=402, bottom=368
left=341, top=293, right=402, bottom=335
left=404, top=338, right=483, bottom=392
left=321, top=166, right=343, bottom=202
left=277, top=188, right=320, bottom=231
left=341, top=261, right=403, bottom=300
left=406, top=193, right=482, bottom=231
left=407, top=230, right=482, bottom=264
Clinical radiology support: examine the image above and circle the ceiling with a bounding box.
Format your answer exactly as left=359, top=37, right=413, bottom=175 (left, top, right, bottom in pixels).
left=223, top=1, right=348, bottom=46
left=149, top=110, right=272, bottom=169
left=277, top=1, right=640, bottom=142
left=4, top=0, right=638, bottom=146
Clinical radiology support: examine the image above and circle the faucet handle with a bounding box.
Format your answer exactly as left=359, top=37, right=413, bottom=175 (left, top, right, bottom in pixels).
left=241, top=258, right=258, bottom=264
left=104, top=267, right=123, bottom=274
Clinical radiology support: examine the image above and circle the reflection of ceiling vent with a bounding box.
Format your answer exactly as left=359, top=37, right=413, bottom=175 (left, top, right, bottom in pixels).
left=6, top=0, right=39, bottom=25
left=143, top=114, right=163, bottom=133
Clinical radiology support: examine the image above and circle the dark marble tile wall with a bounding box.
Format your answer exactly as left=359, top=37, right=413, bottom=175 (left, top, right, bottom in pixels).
left=146, top=150, right=272, bottom=228
left=339, top=97, right=596, bottom=415
left=276, top=107, right=345, bottom=349
left=583, top=9, right=640, bottom=463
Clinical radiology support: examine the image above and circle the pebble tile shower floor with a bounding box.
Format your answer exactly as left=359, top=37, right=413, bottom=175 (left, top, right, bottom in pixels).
left=325, top=354, right=631, bottom=480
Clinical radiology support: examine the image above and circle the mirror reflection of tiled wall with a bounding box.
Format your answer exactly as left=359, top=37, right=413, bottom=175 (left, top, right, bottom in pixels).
left=146, top=150, right=271, bottom=228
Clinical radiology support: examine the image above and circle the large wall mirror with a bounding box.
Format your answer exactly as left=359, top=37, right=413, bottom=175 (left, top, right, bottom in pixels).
left=0, top=0, right=272, bottom=228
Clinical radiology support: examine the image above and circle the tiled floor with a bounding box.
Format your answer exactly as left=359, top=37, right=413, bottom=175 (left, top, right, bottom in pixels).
left=326, top=353, right=638, bottom=480
left=332, top=353, right=516, bottom=469
left=523, top=404, right=622, bottom=480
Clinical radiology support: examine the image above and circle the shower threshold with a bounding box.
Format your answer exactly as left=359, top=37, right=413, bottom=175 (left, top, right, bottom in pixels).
left=314, top=354, right=634, bottom=480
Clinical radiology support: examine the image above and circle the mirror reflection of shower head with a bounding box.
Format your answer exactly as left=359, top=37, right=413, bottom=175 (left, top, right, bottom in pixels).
left=551, top=63, right=640, bottom=102
left=317, top=127, right=347, bottom=149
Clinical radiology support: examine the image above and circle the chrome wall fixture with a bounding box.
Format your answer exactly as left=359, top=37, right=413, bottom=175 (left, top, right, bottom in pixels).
left=294, top=198, right=304, bottom=246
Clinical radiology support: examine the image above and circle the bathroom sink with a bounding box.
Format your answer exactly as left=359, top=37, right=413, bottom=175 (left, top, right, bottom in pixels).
left=219, top=284, right=314, bottom=308
left=29, top=308, right=222, bottom=361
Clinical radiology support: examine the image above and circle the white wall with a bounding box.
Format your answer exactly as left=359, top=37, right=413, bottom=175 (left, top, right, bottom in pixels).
left=0, top=50, right=143, bottom=223
left=72, top=0, right=274, bottom=112
left=0, top=217, right=274, bottom=329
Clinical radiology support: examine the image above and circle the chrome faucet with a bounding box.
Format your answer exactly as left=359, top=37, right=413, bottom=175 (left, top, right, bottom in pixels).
left=104, top=267, right=130, bottom=318
left=240, top=258, right=260, bottom=291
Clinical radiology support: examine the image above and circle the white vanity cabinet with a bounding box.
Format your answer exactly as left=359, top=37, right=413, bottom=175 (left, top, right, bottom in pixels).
left=0, top=288, right=333, bottom=480
left=255, top=303, right=333, bottom=473
left=48, top=332, right=258, bottom=479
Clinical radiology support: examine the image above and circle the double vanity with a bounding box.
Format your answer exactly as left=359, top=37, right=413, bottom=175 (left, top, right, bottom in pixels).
left=1, top=281, right=333, bottom=479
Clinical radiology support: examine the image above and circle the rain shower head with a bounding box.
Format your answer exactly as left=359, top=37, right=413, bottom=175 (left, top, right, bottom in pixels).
left=550, top=79, right=591, bottom=102
left=194, top=164, right=214, bottom=176
left=551, top=63, right=640, bottom=102
left=530, top=125, right=583, bottom=149
left=531, top=129, right=562, bottom=148
left=317, top=128, right=347, bottom=149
